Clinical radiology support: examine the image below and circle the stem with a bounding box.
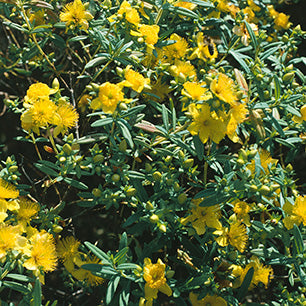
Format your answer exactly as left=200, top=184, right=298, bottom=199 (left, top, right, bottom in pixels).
left=203, top=139, right=212, bottom=186
left=48, top=132, right=59, bottom=154
left=30, top=133, right=43, bottom=160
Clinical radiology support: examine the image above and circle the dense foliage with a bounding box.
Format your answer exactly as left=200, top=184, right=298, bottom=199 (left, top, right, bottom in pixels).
left=0, top=0, right=306, bottom=305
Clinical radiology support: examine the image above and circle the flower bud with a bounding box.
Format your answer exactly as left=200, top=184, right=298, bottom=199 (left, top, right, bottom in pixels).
left=111, top=174, right=120, bottom=182
left=183, top=158, right=194, bottom=169
left=152, top=171, right=162, bottom=182
left=59, top=156, right=66, bottom=163
left=150, top=214, right=159, bottom=223
left=259, top=185, right=270, bottom=195
left=52, top=78, right=59, bottom=90
left=126, top=187, right=137, bottom=197
left=62, top=144, right=72, bottom=155
left=178, top=193, right=187, bottom=205
left=8, top=166, right=18, bottom=173
left=93, top=154, right=104, bottom=163
left=282, top=72, right=295, bottom=83
left=173, top=182, right=180, bottom=192
left=146, top=201, right=154, bottom=210
left=92, top=188, right=102, bottom=197
left=119, top=139, right=127, bottom=152
left=53, top=225, right=63, bottom=233
left=249, top=184, right=258, bottom=192
left=145, top=163, right=152, bottom=172
left=159, top=224, right=167, bottom=233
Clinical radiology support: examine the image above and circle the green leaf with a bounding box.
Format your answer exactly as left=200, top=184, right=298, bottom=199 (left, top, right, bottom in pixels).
left=162, top=104, right=169, bottom=132
left=193, top=135, right=204, bottom=161
left=85, top=55, right=110, bottom=69
left=273, top=75, right=281, bottom=101
left=34, top=163, right=59, bottom=177
left=119, top=232, right=128, bottom=251
left=81, top=264, right=118, bottom=277
left=243, top=21, right=257, bottom=50
left=237, top=267, right=254, bottom=301
left=68, top=35, right=88, bottom=42
left=293, top=224, right=304, bottom=255
left=286, top=105, right=301, bottom=117
left=6, top=274, right=34, bottom=282
left=63, top=177, right=88, bottom=190
left=91, top=117, right=113, bottom=127
left=119, top=280, right=130, bottom=306
left=127, top=171, right=146, bottom=180
left=3, top=281, right=31, bottom=294
left=117, top=263, right=140, bottom=270
left=169, top=5, right=199, bottom=18
left=106, top=276, right=120, bottom=305
left=229, top=51, right=251, bottom=75
left=117, top=120, right=134, bottom=149
left=33, top=278, right=42, bottom=306
left=114, top=247, right=129, bottom=264
left=84, top=242, right=112, bottom=264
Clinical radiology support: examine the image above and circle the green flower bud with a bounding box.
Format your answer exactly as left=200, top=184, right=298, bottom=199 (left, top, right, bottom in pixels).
left=111, top=174, right=121, bottom=182
left=92, top=188, right=102, bottom=197
left=119, top=139, right=127, bottom=152
left=53, top=225, right=63, bottom=233
left=249, top=184, right=258, bottom=192
left=8, top=166, right=18, bottom=173
left=145, top=163, right=152, bottom=172
left=93, top=154, right=104, bottom=163
left=183, top=158, right=194, bottom=169
left=259, top=185, right=271, bottom=195
left=62, top=144, right=72, bottom=155
left=173, top=182, right=180, bottom=192
left=145, top=201, right=154, bottom=210
left=166, top=178, right=174, bottom=186
left=126, top=187, right=137, bottom=197
left=152, top=171, right=162, bottom=182
left=150, top=214, right=159, bottom=223
left=159, top=224, right=167, bottom=233
left=59, top=156, right=66, bottom=163
left=178, top=193, right=187, bottom=204
left=283, top=72, right=295, bottom=83
left=236, top=158, right=245, bottom=166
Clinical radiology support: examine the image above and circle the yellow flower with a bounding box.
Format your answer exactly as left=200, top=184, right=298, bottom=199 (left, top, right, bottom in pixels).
left=187, top=103, right=227, bottom=144
left=131, top=24, right=160, bottom=49
left=247, top=0, right=260, bottom=12
left=210, top=73, right=238, bottom=106
left=24, top=82, right=51, bottom=104
left=0, top=178, right=19, bottom=199
left=189, top=32, right=218, bottom=61
left=15, top=197, right=40, bottom=229
left=233, top=200, right=251, bottom=226
left=21, top=98, right=57, bottom=135
left=214, top=221, right=248, bottom=253
left=274, top=12, right=291, bottom=30
left=109, top=0, right=140, bottom=25
left=164, top=33, right=189, bottom=62
left=52, top=101, right=79, bottom=137
left=189, top=292, right=227, bottom=306
left=170, top=60, right=197, bottom=81
left=242, top=7, right=256, bottom=23
left=0, top=200, right=8, bottom=222
left=173, top=1, right=197, bottom=11
left=292, top=105, right=306, bottom=123
left=143, top=258, right=172, bottom=304
left=90, top=82, right=125, bottom=114
left=78, top=94, right=91, bottom=113
left=0, top=224, right=22, bottom=258
left=226, top=102, right=248, bottom=142
left=57, top=236, right=81, bottom=263
left=120, top=66, right=150, bottom=93
left=23, top=231, right=57, bottom=282
left=60, top=0, right=93, bottom=31
left=68, top=255, right=104, bottom=286
left=145, top=78, right=172, bottom=102
left=283, top=196, right=306, bottom=230
left=234, top=256, right=273, bottom=289
left=247, top=149, right=278, bottom=175
left=181, top=198, right=222, bottom=235
left=182, top=82, right=212, bottom=101
left=232, top=22, right=258, bottom=46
